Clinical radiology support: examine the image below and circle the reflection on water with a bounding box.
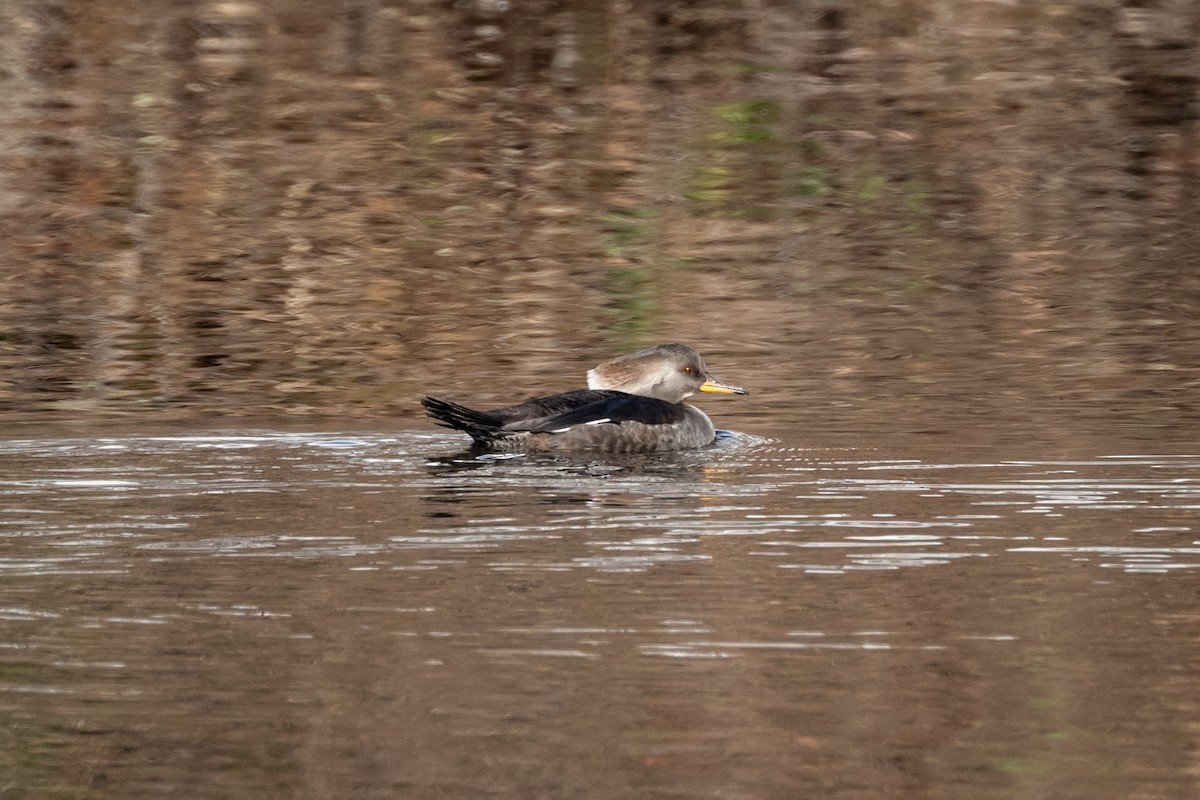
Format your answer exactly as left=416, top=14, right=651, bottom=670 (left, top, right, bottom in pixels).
left=0, top=2, right=1198, bottom=425
left=2, top=428, right=1198, bottom=798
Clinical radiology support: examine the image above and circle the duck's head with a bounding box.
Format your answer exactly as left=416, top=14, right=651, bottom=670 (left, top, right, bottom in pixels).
left=586, top=343, right=748, bottom=403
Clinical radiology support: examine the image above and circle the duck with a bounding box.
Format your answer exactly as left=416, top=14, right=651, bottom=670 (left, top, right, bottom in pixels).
left=421, top=343, right=748, bottom=453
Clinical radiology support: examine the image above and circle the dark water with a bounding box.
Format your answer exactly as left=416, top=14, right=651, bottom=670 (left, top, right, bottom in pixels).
left=2, top=425, right=1198, bottom=798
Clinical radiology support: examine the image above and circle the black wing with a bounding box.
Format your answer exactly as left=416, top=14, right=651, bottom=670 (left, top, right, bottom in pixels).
left=505, top=393, right=688, bottom=433
left=487, top=390, right=626, bottom=424
left=423, top=390, right=630, bottom=442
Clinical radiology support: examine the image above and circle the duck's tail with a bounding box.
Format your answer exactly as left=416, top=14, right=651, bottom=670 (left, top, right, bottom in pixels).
left=421, top=396, right=507, bottom=445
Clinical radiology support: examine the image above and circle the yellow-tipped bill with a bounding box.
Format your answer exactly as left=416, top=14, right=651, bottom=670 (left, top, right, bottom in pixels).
left=700, top=379, right=749, bottom=395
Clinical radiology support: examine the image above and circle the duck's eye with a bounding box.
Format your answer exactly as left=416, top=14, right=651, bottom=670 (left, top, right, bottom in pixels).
left=682, top=365, right=695, bottom=375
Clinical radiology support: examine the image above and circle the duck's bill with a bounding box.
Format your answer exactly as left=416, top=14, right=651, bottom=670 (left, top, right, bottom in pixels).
left=700, top=379, right=749, bottom=395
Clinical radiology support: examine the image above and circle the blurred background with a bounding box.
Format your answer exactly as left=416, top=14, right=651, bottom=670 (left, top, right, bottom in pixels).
left=0, top=0, right=1197, bottom=435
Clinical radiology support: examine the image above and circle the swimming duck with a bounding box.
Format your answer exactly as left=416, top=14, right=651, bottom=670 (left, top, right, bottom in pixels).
left=422, top=343, right=748, bottom=453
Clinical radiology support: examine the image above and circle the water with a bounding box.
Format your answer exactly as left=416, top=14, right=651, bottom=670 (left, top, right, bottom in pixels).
left=2, top=426, right=1197, bottom=798
left=2, top=2, right=1199, bottom=419
left=2, top=0, right=1199, bottom=795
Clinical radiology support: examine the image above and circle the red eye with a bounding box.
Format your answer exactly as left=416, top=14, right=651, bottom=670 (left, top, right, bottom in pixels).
left=682, top=366, right=695, bottom=375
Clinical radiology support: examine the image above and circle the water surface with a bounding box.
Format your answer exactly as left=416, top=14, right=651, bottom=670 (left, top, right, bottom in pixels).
left=2, top=425, right=1197, bottom=798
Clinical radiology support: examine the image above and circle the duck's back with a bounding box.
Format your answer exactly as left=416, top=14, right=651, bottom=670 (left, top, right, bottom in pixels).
left=488, top=390, right=624, bottom=425
left=422, top=391, right=718, bottom=453
left=422, top=390, right=624, bottom=449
